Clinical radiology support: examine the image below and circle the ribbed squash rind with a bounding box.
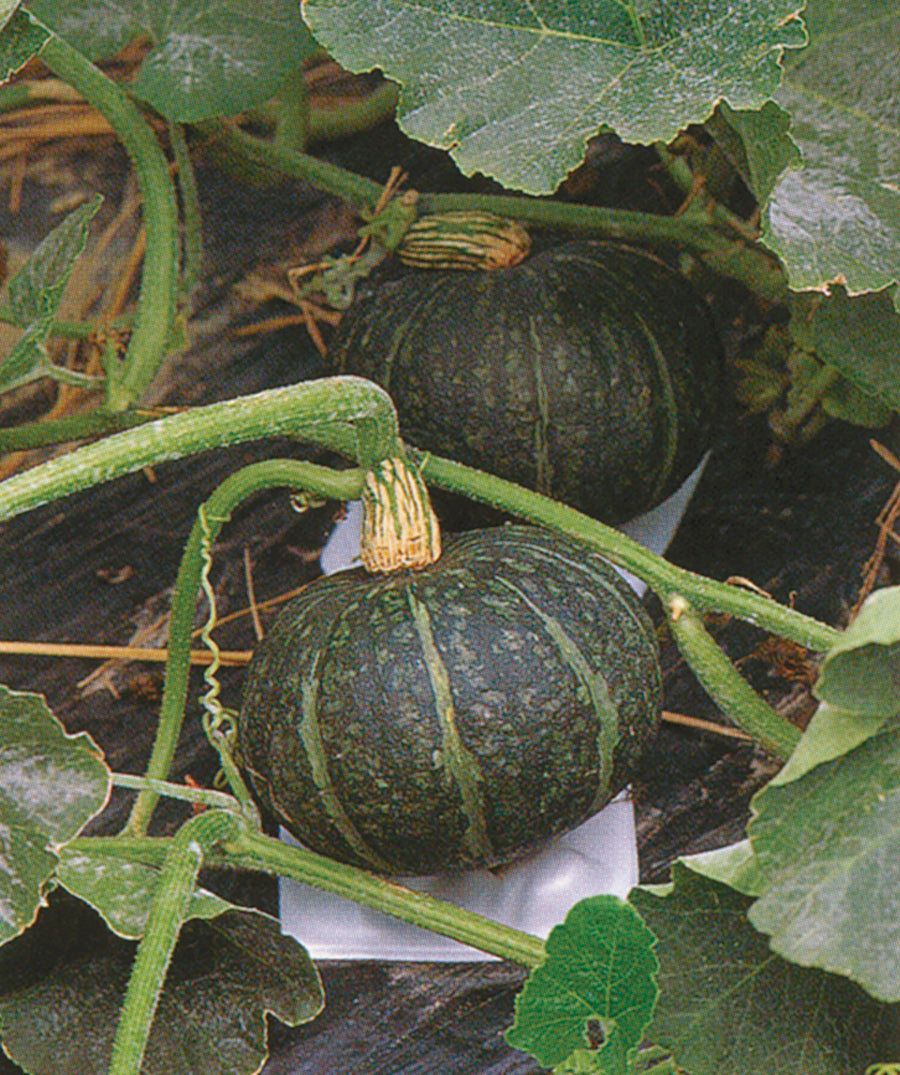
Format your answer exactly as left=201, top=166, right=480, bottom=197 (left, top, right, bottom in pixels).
left=332, top=240, right=724, bottom=524
left=237, top=526, right=661, bottom=876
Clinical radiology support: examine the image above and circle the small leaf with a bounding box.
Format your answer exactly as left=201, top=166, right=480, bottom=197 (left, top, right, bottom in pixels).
left=810, top=287, right=900, bottom=416
left=631, top=865, right=894, bottom=1074
left=770, top=700, right=891, bottom=787
left=0, top=685, right=110, bottom=947
left=0, top=7, right=49, bottom=84
left=303, top=0, right=807, bottom=194
left=0, top=896, right=324, bottom=1075
left=748, top=719, right=900, bottom=1001
left=816, top=586, right=900, bottom=715
left=29, top=0, right=321, bottom=122
left=57, top=842, right=231, bottom=939
left=0, top=194, right=102, bottom=388
left=765, top=2, right=900, bottom=296
left=505, top=895, right=658, bottom=1072
left=675, top=838, right=767, bottom=898
left=720, top=100, right=802, bottom=207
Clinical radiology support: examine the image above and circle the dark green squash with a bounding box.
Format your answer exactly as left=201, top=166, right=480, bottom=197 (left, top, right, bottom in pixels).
left=237, top=525, right=662, bottom=876
left=331, top=240, right=724, bottom=523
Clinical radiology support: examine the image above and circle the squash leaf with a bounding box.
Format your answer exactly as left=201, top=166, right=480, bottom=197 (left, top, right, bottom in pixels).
left=27, top=0, right=320, bottom=122
left=631, top=865, right=894, bottom=1074
left=748, top=718, right=900, bottom=1002
left=0, top=685, right=110, bottom=948
left=815, top=586, right=900, bottom=716
left=57, top=842, right=231, bottom=939
left=719, top=99, right=801, bottom=207
left=769, top=700, right=891, bottom=787
left=0, top=896, right=324, bottom=1075
left=763, top=0, right=900, bottom=300
left=806, top=288, right=900, bottom=418
left=0, top=194, right=102, bottom=391
left=505, top=895, right=658, bottom=1072
left=301, top=0, right=807, bottom=195
left=0, top=6, right=48, bottom=82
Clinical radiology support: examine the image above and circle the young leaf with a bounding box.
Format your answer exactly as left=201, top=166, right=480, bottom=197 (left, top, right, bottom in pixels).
left=631, top=865, right=895, bottom=1074
left=815, top=585, right=900, bottom=716
left=0, top=897, right=324, bottom=1075
left=765, top=1, right=900, bottom=297
left=0, top=685, right=110, bottom=947
left=0, top=194, right=102, bottom=389
left=302, top=0, right=807, bottom=195
left=770, top=700, right=890, bottom=787
left=719, top=100, right=802, bottom=207
left=57, top=842, right=231, bottom=939
left=505, top=895, right=658, bottom=1072
left=811, top=287, right=900, bottom=416
left=748, top=719, right=900, bottom=1001
left=0, top=6, right=49, bottom=83
left=28, top=0, right=320, bottom=122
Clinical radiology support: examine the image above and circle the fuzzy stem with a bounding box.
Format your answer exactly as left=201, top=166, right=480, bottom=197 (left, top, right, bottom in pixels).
left=223, top=829, right=547, bottom=967
left=108, top=810, right=240, bottom=1075
left=112, top=772, right=240, bottom=811
left=195, top=118, right=385, bottom=208
left=419, top=454, right=839, bottom=654
left=667, top=596, right=801, bottom=759
left=196, top=123, right=789, bottom=303
left=38, top=32, right=180, bottom=410
left=0, top=376, right=399, bottom=521
left=0, top=408, right=159, bottom=453
left=125, top=459, right=366, bottom=836
left=168, top=120, right=203, bottom=298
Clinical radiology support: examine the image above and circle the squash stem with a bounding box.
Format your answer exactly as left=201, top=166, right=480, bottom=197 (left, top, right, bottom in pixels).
left=188, top=122, right=789, bottom=304
left=125, top=458, right=367, bottom=836
left=420, top=454, right=839, bottom=655
left=223, top=829, right=548, bottom=968
left=39, top=31, right=180, bottom=411
left=109, top=811, right=240, bottom=1075
left=667, top=596, right=801, bottom=760
left=0, top=376, right=399, bottom=520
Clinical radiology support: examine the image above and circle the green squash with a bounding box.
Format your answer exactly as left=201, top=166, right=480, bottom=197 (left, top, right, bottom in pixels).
left=237, top=525, right=662, bottom=876
left=331, top=240, right=724, bottom=523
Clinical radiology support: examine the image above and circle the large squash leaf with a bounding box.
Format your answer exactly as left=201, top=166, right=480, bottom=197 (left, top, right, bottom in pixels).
left=57, top=842, right=230, bottom=939
left=762, top=0, right=900, bottom=299
left=631, top=865, right=895, bottom=1074
left=748, top=718, right=900, bottom=1001
left=505, top=895, right=658, bottom=1073
left=0, top=897, right=324, bottom=1075
left=0, top=686, right=110, bottom=947
left=302, top=0, right=807, bottom=194
left=27, top=0, right=319, bottom=121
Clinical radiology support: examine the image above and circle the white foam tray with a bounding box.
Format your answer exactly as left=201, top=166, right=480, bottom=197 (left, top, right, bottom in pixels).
left=280, top=462, right=706, bottom=960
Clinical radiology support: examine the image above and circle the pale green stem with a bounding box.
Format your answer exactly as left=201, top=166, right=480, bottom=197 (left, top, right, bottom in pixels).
left=39, top=32, right=180, bottom=410
left=108, top=810, right=240, bottom=1075
left=667, top=596, right=801, bottom=759
left=419, top=454, right=839, bottom=654
left=168, top=120, right=203, bottom=298
left=112, top=772, right=240, bottom=811
left=223, top=829, right=547, bottom=967
left=0, top=376, right=399, bottom=521
left=126, top=458, right=366, bottom=835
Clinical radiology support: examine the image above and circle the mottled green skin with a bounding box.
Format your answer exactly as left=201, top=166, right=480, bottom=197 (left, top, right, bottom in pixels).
left=238, top=526, right=661, bottom=876
left=332, top=241, right=724, bottom=523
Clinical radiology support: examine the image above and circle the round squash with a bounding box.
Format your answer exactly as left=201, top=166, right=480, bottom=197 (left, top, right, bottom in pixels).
left=237, top=525, right=662, bottom=876
left=331, top=240, right=724, bottom=523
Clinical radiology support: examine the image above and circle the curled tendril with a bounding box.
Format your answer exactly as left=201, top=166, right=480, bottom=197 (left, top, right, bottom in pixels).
left=196, top=506, right=259, bottom=820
